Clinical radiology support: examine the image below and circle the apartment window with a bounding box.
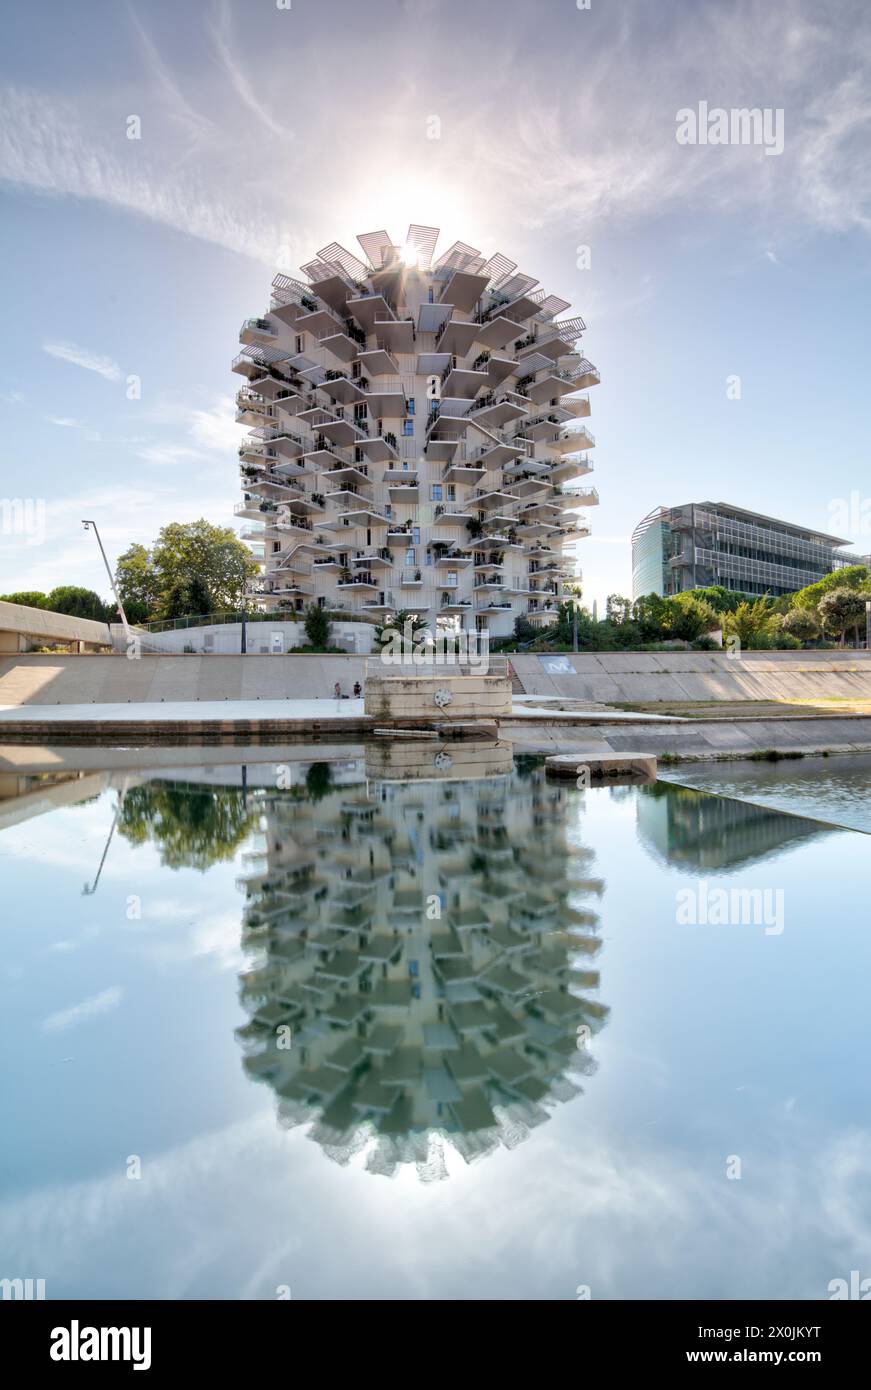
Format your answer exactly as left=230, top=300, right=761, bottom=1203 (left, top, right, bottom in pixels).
left=425, top=551, right=433, bottom=566
left=405, top=548, right=416, bottom=565
left=447, top=484, right=456, bottom=501
left=354, top=446, right=364, bottom=463
left=402, top=419, right=414, bottom=436
left=413, top=526, right=420, bottom=544
left=295, top=335, right=303, bottom=353
left=407, top=399, right=415, bottom=415
left=446, top=571, right=458, bottom=588
left=428, top=398, right=439, bottom=414
left=354, top=403, right=366, bottom=422
left=431, top=484, right=443, bottom=501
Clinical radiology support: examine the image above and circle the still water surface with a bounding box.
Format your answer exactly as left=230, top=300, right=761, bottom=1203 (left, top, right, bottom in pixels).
left=1, top=743, right=868, bottom=1299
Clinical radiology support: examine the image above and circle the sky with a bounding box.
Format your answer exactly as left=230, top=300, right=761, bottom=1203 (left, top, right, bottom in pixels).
left=1, top=0, right=870, bottom=613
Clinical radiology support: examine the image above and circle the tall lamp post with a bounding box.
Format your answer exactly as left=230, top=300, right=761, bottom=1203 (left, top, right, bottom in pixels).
left=866, top=599, right=870, bottom=652
left=82, top=519, right=132, bottom=647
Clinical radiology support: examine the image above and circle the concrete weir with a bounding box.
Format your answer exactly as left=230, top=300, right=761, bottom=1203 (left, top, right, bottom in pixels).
left=545, top=752, right=657, bottom=783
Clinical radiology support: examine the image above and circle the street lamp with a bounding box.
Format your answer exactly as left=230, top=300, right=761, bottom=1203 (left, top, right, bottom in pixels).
left=82, top=519, right=132, bottom=646
left=866, top=599, right=870, bottom=652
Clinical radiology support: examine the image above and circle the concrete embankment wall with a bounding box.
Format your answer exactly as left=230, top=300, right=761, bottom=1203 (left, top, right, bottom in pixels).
left=2, top=649, right=870, bottom=710
left=509, top=651, right=871, bottom=703
left=0, top=653, right=367, bottom=706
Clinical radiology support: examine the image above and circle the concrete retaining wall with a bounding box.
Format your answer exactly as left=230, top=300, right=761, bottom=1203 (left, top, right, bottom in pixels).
left=510, top=651, right=871, bottom=704
left=364, top=673, right=512, bottom=721
left=0, top=653, right=367, bottom=706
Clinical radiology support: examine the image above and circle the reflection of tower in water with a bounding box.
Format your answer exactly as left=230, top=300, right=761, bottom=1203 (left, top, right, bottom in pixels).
left=235, top=743, right=608, bottom=1178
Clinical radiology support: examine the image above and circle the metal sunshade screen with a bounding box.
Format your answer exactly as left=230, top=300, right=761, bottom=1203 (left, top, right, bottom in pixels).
left=300, top=259, right=343, bottom=283
left=552, top=315, right=587, bottom=342
left=242, top=343, right=292, bottom=365
left=482, top=253, right=516, bottom=288
left=357, top=230, right=394, bottom=269
left=533, top=293, right=571, bottom=318
left=405, top=224, right=440, bottom=269
left=318, top=242, right=369, bottom=282
left=432, top=241, right=481, bottom=273
left=271, top=274, right=312, bottom=299
left=497, top=272, right=539, bottom=298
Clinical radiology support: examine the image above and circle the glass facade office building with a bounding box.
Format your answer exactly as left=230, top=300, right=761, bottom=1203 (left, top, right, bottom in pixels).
left=632, top=502, right=853, bottom=599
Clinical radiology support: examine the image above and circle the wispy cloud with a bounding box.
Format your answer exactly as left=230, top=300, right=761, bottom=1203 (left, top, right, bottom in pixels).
left=43, top=341, right=122, bottom=383
left=211, top=0, right=294, bottom=142
left=42, top=985, right=124, bottom=1033
left=0, top=87, right=282, bottom=264
left=189, top=396, right=244, bottom=452
left=48, top=416, right=86, bottom=428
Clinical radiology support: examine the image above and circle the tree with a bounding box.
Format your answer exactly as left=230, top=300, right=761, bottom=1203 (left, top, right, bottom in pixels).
left=115, top=542, right=160, bottom=622
left=722, top=598, right=774, bottom=650
left=46, top=586, right=110, bottom=621
left=819, top=587, right=868, bottom=647
left=684, top=585, right=747, bottom=614
left=304, top=762, right=334, bottom=802
left=513, top=613, right=537, bottom=644
left=151, top=520, right=259, bottom=613
left=303, top=603, right=333, bottom=649
left=0, top=591, right=47, bottom=609
left=665, top=593, right=718, bottom=642
left=792, top=565, right=871, bottom=613
left=632, top=592, right=670, bottom=641
left=374, top=609, right=430, bottom=646
left=159, top=573, right=213, bottom=622
left=117, top=783, right=257, bottom=870
left=780, top=609, right=821, bottom=646
left=606, top=594, right=632, bottom=625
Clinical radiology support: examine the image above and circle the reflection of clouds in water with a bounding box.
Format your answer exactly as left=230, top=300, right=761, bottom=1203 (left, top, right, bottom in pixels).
left=1, top=1107, right=867, bottom=1300
left=42, top=985, right=124, bottom=1033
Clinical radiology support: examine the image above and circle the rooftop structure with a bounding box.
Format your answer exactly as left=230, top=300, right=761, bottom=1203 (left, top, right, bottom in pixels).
left=234, top=225, right=600, bottom=637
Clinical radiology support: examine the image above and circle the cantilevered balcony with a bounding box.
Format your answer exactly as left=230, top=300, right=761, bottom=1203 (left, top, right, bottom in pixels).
left=319, top=372, right=369, bottom=407
left=350, top=549, right=394, bottom=571
left=346, top=292, right=394, bottom=334
left=436, top=319, right=480, bottom=357
left=239, top=316, right=279, bottom=346
left=441, top=359, right=490, bottom=400
left=270, top=275, right=319, bottom=325
left=382, top=463, right=418, bottom=484
left=357, top=348, right=399, bottom=378
left=387, top=479, right=419, bottom=503
left=432, top=504, right=474, bottom=524
left=374, top=318, right=415, bottom=354
left=521, top=369, right=585, bottom=406
left=468, top=438, right=527, bottom=471
left=431, top=547, right=473, bottom=567
left=442, top=460, right=485, bottom=486
left=560, top=485, right=599, bottom=507
left=437, top=266, right=490, bottom=312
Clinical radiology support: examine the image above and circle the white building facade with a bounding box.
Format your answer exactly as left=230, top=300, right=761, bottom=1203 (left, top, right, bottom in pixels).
left=234, top=225, right=599, bottom=639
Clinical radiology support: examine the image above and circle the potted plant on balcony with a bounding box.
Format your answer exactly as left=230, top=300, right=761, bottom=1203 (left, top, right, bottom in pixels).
left=434, top=504, right=445, bottom=518
left=414, top=569, right=422, bottom=581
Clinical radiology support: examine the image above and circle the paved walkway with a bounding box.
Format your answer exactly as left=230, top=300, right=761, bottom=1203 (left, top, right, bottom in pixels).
left=0, top=697, right=678, bottom=725
left=0, top=698, right=366, bottom=723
